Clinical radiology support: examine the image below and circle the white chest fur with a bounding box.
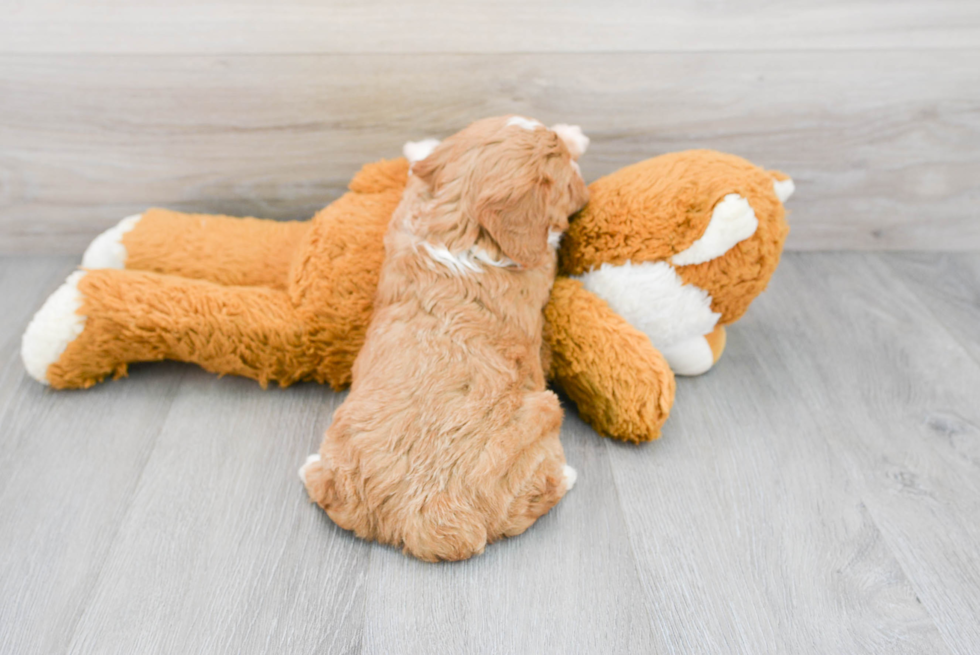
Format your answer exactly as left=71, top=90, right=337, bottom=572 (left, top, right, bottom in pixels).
left=574, top=261, right=721, bottom=375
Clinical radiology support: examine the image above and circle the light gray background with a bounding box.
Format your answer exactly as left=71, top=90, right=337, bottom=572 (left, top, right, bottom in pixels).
left=2, top=2, right=979, bottom=653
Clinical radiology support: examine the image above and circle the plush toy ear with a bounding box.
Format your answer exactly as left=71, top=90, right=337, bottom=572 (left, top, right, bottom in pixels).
left=472, top=176, right=553, bottom=269
left=770, top=170, right=795, bottom=203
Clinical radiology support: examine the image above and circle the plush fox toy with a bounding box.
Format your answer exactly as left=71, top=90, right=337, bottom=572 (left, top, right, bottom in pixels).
left=21, top=146, right=791, bottom=443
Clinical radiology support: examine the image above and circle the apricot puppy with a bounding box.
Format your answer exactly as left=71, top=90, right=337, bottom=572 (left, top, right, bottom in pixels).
left=300, top=116, right=589, bottom=561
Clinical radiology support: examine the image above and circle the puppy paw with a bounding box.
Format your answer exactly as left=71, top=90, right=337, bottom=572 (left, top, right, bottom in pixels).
left=562, top=464, right=578, bottom=492
left=298, top=453, right=321, bottom=484
left=81, top=214, right=142, bottom=269
left=21, top=271, right=87, bottom=385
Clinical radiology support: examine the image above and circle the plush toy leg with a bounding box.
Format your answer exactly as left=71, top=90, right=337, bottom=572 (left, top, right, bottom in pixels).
left=545, top=277, right=675, bottom=443
left=25, top=268, right=332, bottom=389
left=705, top=324, right=727, bottom=364
left=660, top=323, right=728, bottom=377
left=82, top=209, right=310, bottom=290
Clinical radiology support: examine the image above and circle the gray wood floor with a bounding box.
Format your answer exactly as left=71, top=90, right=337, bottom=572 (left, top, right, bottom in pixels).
left=2, top=251, right=980, bottom=654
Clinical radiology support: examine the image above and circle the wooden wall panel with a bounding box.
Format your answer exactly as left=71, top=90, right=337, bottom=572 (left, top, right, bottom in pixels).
left=1, top=51, right=977, bottom=253
left=1, top=0, right=978, bottom=54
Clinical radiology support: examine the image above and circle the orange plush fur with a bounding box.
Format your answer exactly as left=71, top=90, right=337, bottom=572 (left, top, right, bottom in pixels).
left=44, top=160, right=407, bottom=390
left=300, top=116, right=589, bottom=561
left=23, top=146, right=789, bottom=445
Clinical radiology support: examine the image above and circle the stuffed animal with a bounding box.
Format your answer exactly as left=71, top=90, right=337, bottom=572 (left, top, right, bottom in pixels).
left=21, top=147, right=791, bottom=443
left=549, top=150, right=792, bottom=441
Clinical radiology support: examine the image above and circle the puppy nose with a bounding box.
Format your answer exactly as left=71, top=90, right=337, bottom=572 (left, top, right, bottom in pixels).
left=550, top=124, right=589, bottom=160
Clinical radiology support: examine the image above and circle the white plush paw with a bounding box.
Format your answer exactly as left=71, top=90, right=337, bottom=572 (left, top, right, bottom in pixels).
left=21, top=271, right=88, bottom=384
left=550, top=124, right=589, bottom=160
left=298, top=453, right=321, bottom=484
left=671, top=194, right=758, bottom=267
left=660, top=335, right=715, bottom=376
left=81, top=214, right=142, bottom=269
left=403, top=139, right=441, bottom=166
left=562, top=464, right=578, bottom=491
left=506, top=116, right=543, bottom=131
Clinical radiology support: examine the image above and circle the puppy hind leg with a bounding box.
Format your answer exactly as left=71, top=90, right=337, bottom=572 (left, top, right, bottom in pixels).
left=300, top=452, right=337, bottom=509
left=493, top=391, right=572, bottom=540
left=498, top=452, right=570, bottom=540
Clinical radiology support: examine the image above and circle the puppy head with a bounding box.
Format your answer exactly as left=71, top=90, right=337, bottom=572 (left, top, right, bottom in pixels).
left=413, top=116, right=589, bottom=268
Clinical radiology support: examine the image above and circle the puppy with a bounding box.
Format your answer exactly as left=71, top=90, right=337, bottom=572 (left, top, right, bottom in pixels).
left=300, top=116, right=590, bottom=561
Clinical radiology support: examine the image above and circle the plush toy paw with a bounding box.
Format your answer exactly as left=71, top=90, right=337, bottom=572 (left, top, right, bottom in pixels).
left=81, top=214, right=142, bottom=269
left=574, top=260, right=722, bottom=376
left=402, top=139, right=441, bottom=166
left=21, top=271, right=88, bottom=385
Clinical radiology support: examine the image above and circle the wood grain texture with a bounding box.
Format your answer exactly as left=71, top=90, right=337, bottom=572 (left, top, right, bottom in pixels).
left=605, top=322, right=946, bottom=652
left=358, top=419, right=662, bottom=654
left=0, top=259, right=187, bottom=654
left=739, top=253, right=980, bottom=654
left=3, top=253, right=980, bottom=653
left=65, top=377, right=368, bottom=654
left=879, top=252, right=980, bottom=370
left=2, top=51, right=978, bottom=253
left=1, top=0, right=978, bottom=54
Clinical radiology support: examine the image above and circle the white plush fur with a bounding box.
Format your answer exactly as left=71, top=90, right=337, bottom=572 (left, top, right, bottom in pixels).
left=575, top=261, right=720, bottom=372
left=671, top=194, right=757, bottom=267
left=299, top=453, right=321, bottom=484
left=81, top=213, right=142, bottom=269
left=562, top=464, right=578, bottom=491
left=403, top=138, right=442, bottom=165
left=547, top=229, right=563, bottom=250
left=505, top=116, right=543, bottom=131
left=550, top=124, right=589, bottom=160
left=21, top=271, right=88, bottom=384
left=660, top=335, right=715, bottom=376
left=774, top=177, right=795, bottom=203
left=421, top=242, right=517, bottom=275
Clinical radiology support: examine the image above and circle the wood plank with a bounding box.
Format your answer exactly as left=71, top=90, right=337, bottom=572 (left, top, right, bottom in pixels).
left=879, top=252, right=980, bottom=370
left=604, top=272, right=949, bottom=652
left=2, top=51, right=978, bottom=254
left=733, top=253, right=980, bottom=652
left=0, top=0, right=977, bottom=54
left=0, top=258, right=187, bottom=654
left=65, top=375, right=371, bottom=653
left=359, top=410, right=663, bottom=654
left=0, top=256, right=73, bottom=414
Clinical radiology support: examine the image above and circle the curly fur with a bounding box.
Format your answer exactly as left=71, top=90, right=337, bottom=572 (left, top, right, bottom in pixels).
left=302, top=116, right=589, bottom=561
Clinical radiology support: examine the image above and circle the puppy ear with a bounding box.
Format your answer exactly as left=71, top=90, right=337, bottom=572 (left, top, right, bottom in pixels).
left=549, top=124, right=589, bottom=160
left=472, top=175, right=553, bottom=269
